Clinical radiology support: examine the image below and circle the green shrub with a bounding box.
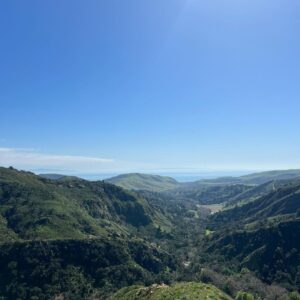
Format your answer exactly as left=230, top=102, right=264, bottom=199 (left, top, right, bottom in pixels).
left=289, top=291, right=300, bottom=300
left=235, top=291, right=255, bottom=300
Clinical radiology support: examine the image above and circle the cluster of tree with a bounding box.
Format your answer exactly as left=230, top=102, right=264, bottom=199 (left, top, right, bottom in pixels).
left=0, top=238, right=177, bottom=299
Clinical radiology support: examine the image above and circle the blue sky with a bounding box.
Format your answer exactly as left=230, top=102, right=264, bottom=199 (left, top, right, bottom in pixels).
left=0, top=0, right=300, bottom=176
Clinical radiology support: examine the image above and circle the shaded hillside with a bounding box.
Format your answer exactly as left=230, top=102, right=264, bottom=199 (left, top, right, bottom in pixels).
left=226, top=178, right=300, bottom=207
left=205, top=219, right=300, bottom=290
left=200, top=180, right=300, bottom=293
left=110, top=282, right=232, bottom=300
left=164, top=184, right=252, bottom=205
left=105, top=173, right=179, bottom=191
left=209, top=183, right=300, bottom=228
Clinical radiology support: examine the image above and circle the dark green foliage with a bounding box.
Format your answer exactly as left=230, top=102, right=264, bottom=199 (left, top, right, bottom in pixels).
left=0, top=238, right=177, bottom=299
left=200, top=179, right=300, bottom=293
left=0, top=167, right=168, bottom=240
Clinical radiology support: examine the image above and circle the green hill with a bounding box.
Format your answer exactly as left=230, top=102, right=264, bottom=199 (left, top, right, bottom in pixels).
left=0, top=167, right=171, bottom=240
left=209, top=181, right=300, bottom=227
left=110, top=282, right=232, bottom=300
left=160, top=169, right=300, bottom=206
left=0, top=167, right=177, bottom=299
left=191, top=169, right=300, bottom=186
left=240, top=169, right=300, bottom=185
left=164, top=184, right=252, bottom=205
left=225, top=178, right=300, bottom=207
left=202, top=180, right=300, bottom=292
left=105, top=173, right=179, bottom=191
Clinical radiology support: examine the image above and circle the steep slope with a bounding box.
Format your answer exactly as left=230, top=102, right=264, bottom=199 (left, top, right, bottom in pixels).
left=110, top=282, right=232, bottom=300
left=226, top=178, right=300, bottom=207
left=161, top=169, right=300, bottom=205
left=201, top=180, right=300, bottom=292
left=0, top=167, right=170, bottom=240
left=0, top=167, right=177, bottom=299
left=205, top=219, right=300, bottom=290
left=105, top=173, right=179, bottom=191
left=164, top=184, right=252, bottom=205
left=209, top=182, right=300, bottom=228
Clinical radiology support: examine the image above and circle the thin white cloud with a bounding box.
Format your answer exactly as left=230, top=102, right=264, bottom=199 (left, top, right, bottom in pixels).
left=0, top=147, right=115, bottom=173
left=1, top=147, right=299, bottom=176
left=0, top=147, right=158, bottom=174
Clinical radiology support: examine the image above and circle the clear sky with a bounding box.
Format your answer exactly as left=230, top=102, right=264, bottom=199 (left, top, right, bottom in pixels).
left=0, top=0, right=300, bottom=176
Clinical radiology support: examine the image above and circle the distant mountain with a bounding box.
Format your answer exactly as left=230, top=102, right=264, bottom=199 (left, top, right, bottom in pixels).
left=38, top=173, right=80, bottom=181
left=105, top=173, right=179, bottom=192
left=163, top=169, right=300, bottom=205
left=178, top=169, right=300, bottom=187
left=240, top=169, right=300, bottom=185
left=38, top=173, right=67, bottom=180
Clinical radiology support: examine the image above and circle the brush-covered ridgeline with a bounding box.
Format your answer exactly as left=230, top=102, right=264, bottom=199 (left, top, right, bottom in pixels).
left=0, top=167, right=300, bottom=299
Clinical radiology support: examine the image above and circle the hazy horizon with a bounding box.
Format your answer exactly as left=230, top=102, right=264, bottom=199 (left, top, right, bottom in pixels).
left=7, top=166, right=299, bottom=183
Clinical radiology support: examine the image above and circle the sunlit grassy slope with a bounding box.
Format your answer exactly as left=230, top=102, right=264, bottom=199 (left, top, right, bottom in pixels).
left=110, top=282, right=232, bottom=300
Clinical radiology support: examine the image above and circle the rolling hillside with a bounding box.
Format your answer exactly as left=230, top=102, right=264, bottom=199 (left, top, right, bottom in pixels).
left=201, top=179, right=300, bottom=292
left=0, top=167, right=172, bottom=241
left=240, top=169, right=300, bottom=185
left=105, top=173, right=179, bottom=191
left=190, top=169, right=300, bottom=186
left=145, top=169, right=300, bottom=206
left=209, top=181, right=300, bottom=227
left=0, top=167, right=177, bottom=299
left=164, top=183, right=252, bottom=205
